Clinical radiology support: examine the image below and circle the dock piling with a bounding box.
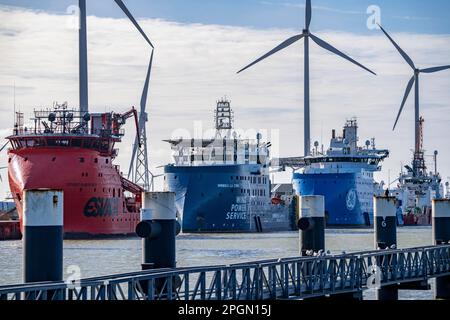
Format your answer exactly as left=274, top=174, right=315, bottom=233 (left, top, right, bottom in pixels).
left=374, top=196, right=398, bottom=300
left=136, top=192, right=178, bottom=270
left=433, top=199, right=450, bottom=300
left=298, top=196, right=325, bottom=256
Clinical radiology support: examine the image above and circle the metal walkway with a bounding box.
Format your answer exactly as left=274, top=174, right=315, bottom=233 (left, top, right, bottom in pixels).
left=1, top=245, right=449, bottom=301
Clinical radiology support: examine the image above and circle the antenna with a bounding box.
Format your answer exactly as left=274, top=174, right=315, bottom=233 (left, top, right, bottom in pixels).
left=13, top=81, right=15, bottom=114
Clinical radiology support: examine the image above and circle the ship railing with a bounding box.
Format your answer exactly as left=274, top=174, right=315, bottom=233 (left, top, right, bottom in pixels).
left=1, top=245, right=449, bottom=300
left=10, top=128, right=125, bottom=138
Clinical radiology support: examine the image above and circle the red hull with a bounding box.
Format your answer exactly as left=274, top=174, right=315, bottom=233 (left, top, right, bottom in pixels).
left=8, top=147, right=140, bottom=237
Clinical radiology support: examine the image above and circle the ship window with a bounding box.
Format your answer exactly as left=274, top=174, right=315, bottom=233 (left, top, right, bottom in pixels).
left=80, top=157, right=85, bottom=163
left=106, top=159, right=109, bottom=164
left=24, top=157, right=28, bottom=162
left=81, top=172, right=84, bottom=177
left=113, top=189, right=115, bottom=198
left=72, top=139, right=82, bottom=147
left=230, top=176, right=233, bottom=180
left=94, top=158, right=98, bottom=163
left=52, top=157, right=56, bottom=162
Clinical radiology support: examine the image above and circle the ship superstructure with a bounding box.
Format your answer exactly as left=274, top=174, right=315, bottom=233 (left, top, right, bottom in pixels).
left=7, top=104, right=144, bottom=237
left=292, top=119, right=389, bottom=226
left=390, top=117, right=443, bottom=225
left=164, top=99, right=294, bottom=233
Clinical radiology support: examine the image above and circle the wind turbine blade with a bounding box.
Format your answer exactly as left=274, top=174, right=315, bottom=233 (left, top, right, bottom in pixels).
left=237, top=34, right=304, bottom=74
left=420, top=65, right=450, bottom=73
left=393, top=75, right=415, bottom=130
left=128, top=51, right=153, bottom=179
left=378, top=24, right=415, bottom=70
left=305, top=0, right=312, bottom=29
left=140, top=50, right=153, bottom=115
left=114, top=0, right=154, bottom=48
left=309, top=34, right=376, bottom=75
left=0, top=141, right=8, bottom=152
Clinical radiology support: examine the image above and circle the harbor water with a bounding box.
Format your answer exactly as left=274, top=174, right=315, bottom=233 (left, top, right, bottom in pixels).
left=0, top=227, right=435, bottom=300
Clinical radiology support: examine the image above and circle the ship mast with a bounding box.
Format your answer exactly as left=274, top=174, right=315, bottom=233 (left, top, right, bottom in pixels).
left=79, top=0, right=89, bottom=119
left=412, top=116, right=426, bottom=176
left=214, top=98, right=233, bottom=138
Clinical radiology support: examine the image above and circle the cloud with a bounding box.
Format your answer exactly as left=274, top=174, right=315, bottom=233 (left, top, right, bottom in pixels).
left=0, top=6, right=450, bottom=197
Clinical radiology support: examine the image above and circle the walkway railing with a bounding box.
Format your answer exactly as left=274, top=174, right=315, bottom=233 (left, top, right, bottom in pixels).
left=1, top=245, right=449, bottom=301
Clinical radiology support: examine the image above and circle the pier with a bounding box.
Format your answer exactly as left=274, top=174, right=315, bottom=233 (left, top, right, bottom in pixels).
left=0, top=245, right=449, bottom=300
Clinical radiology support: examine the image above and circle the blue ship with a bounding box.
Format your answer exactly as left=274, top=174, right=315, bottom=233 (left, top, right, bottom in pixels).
left=163, top=99, right=294, bottom=233
left=292, top=119, right=389, bottom=226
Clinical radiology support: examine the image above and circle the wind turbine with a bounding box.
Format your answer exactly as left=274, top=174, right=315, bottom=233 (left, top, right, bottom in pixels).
left=237, top=0, right=376, bottom=156
left=378, top=24, right=450, bottom=175
left=113, top=0, right=155, bottom=191
left=149, top=171, right=164, bottom=192
left=78, top=0, right=154, bottom=190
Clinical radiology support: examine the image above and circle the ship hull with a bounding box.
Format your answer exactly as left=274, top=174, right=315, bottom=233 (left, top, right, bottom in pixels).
left=8, top=147, right=140, bottom=237
left=293, top=172, right=374, bottom=227
left=164, top=165, right=293, bottom=233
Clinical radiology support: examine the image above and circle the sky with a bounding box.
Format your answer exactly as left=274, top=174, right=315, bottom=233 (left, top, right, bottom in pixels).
left=0, top=0, right=450, bottom=197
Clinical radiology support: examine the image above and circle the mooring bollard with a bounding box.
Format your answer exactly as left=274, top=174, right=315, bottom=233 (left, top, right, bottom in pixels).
left=374, top=196, right=398, bottom=301
left=23, top=189, right=63, bottom=284
left=298, top=196, right=325, bottom=256
left=136, top=192, right=179, bottom=270
left=433, top=199, right=450, bottom=300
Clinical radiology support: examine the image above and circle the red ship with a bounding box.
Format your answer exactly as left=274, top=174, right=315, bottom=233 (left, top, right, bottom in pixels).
left=7, top=105, right=144, bottom=237
left=3, top=0, right=155, bottom=237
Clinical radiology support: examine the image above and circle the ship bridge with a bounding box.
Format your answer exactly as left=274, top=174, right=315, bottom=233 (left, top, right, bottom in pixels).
left=7, top=103, right=139, bottom=157
left=164, top=99, right=271, bottom=167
